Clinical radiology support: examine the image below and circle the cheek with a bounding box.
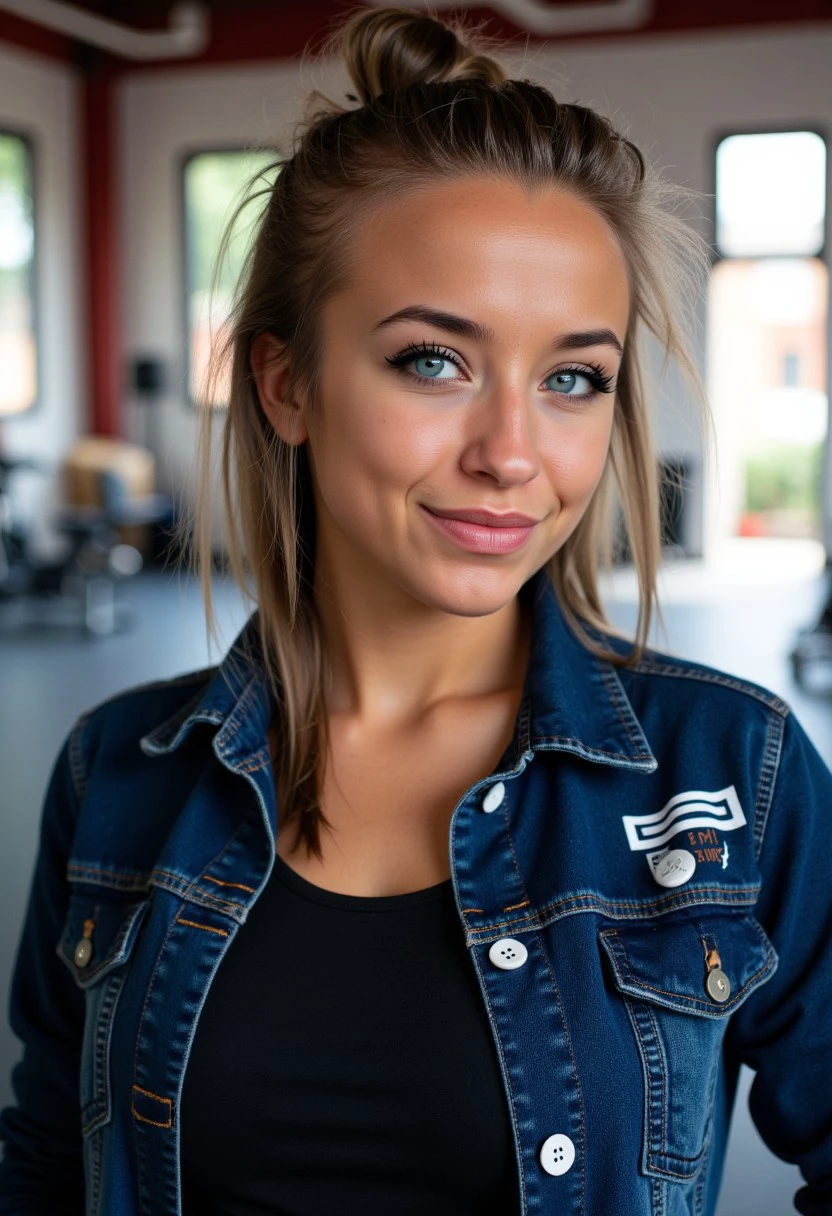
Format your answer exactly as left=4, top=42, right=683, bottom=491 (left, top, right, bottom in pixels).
left=542, top=410, right=614, bottom=500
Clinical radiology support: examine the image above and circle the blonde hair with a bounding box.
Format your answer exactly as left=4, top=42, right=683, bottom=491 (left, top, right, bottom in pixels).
left=179, top=5, right=711, bottom=859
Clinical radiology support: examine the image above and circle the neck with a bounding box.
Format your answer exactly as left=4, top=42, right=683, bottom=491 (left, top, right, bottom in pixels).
left=313, top=564, right=532, bottom=730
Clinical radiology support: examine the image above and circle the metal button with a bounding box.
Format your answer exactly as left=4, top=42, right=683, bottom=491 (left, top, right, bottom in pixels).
left=540, top=1133, right=576, bottom=1176
left=74, top=938, right=93, bottom=968
left=481, top=782, right=505, bottom=813
left=706, top=967, right=731, bottom=1003
left=488, top=937, right=528, bottom=971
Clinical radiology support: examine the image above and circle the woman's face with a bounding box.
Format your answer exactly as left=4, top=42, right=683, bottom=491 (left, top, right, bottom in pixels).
left=273, top=175, right=631, bottom=617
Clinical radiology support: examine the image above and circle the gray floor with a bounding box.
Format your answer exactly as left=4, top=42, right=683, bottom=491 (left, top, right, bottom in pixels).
left=0, top=549, right=829, bottom=1212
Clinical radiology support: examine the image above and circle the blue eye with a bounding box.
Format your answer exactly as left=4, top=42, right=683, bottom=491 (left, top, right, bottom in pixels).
left=546, top=370, right=593, bottom=396
left=412, top=354, right=458, bottom=379
left=385, top=342, right=463, bottom=383
left=385, top=341, right=617, bottom=400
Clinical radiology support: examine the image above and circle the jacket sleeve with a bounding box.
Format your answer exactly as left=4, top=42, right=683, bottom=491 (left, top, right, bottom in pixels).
left=726, top=706, right=832, bottom=1216
left=0, top=717, right=87, bottom=1214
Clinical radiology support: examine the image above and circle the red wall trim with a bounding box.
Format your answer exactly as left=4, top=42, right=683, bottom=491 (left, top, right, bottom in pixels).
left=81, top=67, right=119, bottom=437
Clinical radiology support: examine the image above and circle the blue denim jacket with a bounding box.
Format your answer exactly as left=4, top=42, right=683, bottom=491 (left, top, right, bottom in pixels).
left=1, top=568, right=831, bottom=1216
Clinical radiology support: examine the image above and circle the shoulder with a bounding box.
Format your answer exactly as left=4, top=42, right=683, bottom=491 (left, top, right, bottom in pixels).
left=69, top=665, right=219, bottom=796
left=602, top=636, right=794, bottom=794
left=617, top=642, right=791, bottom=719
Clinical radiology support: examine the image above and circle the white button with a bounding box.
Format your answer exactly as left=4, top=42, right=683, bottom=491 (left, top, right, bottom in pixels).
left=481, top=782, right=505, bottom=813
left=488, top=937, right=528, bottom=970
left=648, top=848, right=696, bottom=888
left=540, top=1133, right=575, bottom=1176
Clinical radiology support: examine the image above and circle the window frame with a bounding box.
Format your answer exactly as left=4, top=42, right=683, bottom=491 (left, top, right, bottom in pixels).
left=180, top=144, right=278, bottom=410
left=0, top=125, right=39, bottom=417
left=709, top=122, right=828, bottom=265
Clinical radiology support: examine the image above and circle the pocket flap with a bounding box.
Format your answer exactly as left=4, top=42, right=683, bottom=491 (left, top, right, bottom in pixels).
left=57, top=890, right=150, bottom=988
left=599, top=912, right=778, bottom=1018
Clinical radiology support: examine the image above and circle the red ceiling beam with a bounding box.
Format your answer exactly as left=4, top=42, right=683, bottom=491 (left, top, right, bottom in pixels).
left=3, top=2, right=832, bottom=70
left=0, top=9, right=75, bottom=60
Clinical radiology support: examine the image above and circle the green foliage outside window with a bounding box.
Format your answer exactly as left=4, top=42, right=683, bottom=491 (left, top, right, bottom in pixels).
left=743, top=443, right=824, bottom=513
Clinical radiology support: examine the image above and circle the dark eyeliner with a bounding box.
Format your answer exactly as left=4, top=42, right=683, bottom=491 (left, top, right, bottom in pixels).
left=384, top=340, right=463, bottom=377
left=546, top=362, right=617, bottom=397
left=385, top=341, right=617, bottom=399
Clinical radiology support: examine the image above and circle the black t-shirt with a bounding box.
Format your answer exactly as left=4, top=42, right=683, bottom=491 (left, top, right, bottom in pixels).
left=180, top=848, right=521, bottom=1215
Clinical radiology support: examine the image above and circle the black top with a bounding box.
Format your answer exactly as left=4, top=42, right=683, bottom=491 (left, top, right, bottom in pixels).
left=180, top=849, right=521, bottom=1216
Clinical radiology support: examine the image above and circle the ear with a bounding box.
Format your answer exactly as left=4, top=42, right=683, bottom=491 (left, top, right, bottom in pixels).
left=250, top=333, right=309, bottom=446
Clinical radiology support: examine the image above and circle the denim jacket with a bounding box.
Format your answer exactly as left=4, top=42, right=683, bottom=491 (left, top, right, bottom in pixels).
left=1, top=568, right=831, bottom=1216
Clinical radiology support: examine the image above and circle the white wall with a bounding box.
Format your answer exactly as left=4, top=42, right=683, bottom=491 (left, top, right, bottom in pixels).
left=118, top=23, right=832, bottom=560
left=0, top=43, right=85, bottom=553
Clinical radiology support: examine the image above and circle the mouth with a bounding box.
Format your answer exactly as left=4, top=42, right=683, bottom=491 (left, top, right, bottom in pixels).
left=420, top=505, right=539, bottom=555
left=423, top=507, right=541, bottom=527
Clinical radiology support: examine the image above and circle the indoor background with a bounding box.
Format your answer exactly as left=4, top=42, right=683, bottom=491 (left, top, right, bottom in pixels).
left=0, top=1, right=830, bottom=1212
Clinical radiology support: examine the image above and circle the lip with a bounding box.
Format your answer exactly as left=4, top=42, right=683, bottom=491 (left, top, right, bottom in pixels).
left=421, top=505, right=539, bottom=555
left=424, top=506, right=541, bottom=527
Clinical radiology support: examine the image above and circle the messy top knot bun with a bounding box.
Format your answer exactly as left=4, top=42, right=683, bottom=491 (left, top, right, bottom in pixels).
left=191, top=4, right=712, bottom=858
left=336, top=7, right=508, bottom=104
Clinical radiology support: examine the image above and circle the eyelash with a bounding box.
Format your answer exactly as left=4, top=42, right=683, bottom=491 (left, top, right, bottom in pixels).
left=384, top=340, right=617, bottom=400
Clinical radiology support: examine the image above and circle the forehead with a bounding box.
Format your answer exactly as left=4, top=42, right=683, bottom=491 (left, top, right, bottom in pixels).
left=332, top=176, right=631, bottom=337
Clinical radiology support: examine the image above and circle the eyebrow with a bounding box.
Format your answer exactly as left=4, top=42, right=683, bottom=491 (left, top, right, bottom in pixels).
left=371, top=305, right=624, bottom=357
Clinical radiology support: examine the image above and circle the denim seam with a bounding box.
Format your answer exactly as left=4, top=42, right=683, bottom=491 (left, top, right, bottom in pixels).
left=201, top=874, right=256, bottom=893
left=600, top=927, right=773, bottom=1012
left=753, top=709, right=787, bottom=861
left=80, top=969, right=126, bottom=1138
left=214, top=678, right=257, bottom=751
left=470, top=951, right=528, bottom=1212
left=534, top=935, right=586, bottom=1214
left=131, top=1084, right=173, bottom=1129
left=66, top=864, right=152, bottom=891
left=150, top=873, right=249, bottom=921
left=623, top=995, right=654, bottom=1176
left=133, top=909, right=180, bottom=1125
left=599, top=661, right=652, bottom=757
left=626, top=989, right=706, bottom=1179
left=148, top=796, right=266, bottom=918
left=465, top=886, right=761, bottom=941
left=175, top=915, right=230, bottom=937
left=68, top=709, right=92, bottom=805
left=499, top=799, right=534, bottom=909
left=629, top=662, right=790, bottom=714
left=530, top=735, right=653, bottom=762
left=644, top=1002, right=667, bottom=1158
left=516, top=696, right=532, bottom=758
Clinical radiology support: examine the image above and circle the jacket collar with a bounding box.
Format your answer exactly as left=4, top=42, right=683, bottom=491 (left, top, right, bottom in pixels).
left=140, top=569, right=656, bottom=774
left=520, top=571, right=656, bottom=771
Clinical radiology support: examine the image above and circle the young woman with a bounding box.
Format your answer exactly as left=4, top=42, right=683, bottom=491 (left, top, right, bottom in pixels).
left=1, top=7, right=830, bottom=1216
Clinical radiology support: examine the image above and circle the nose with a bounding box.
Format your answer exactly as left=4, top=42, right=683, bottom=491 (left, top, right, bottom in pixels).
left=459, top=382, right=540, bottom=486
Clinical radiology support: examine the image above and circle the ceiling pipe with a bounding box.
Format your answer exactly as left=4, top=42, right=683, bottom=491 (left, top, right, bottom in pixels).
left=0, top=0, right=209, bottom=60
left=366, top=0, right=654, bottom=38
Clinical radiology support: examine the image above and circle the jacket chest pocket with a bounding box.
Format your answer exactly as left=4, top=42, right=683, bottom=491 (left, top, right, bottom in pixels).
left=57, top=887, right=150, bottom=1138
left=599, top=912, right=777, bottom=1182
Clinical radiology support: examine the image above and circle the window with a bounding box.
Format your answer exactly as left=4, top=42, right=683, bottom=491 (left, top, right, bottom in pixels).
left=0, top=131, right=36, bottom=415
left=183, top=148, right=278, bottom=406
left=707, top=130, right=828, bottom=546
left=715, top=130, right=826, bottom=259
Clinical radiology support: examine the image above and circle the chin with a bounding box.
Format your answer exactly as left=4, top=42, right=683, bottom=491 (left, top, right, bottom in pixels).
left=408, top=564, right=532, bottom=617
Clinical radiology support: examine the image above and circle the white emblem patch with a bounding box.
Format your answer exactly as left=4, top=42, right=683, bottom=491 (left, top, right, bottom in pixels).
left=623, top=785, right=747, bottom=852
